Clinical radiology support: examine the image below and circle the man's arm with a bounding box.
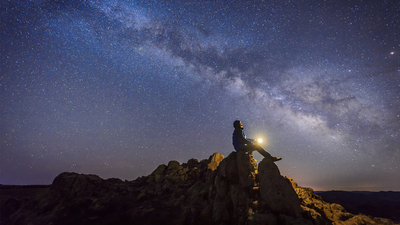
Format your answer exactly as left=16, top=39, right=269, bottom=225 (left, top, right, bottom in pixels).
left=234, top=130, right=253, bottom=145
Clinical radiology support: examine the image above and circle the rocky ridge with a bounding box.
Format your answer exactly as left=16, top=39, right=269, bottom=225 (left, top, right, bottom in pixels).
left=1, top=152, right=397, bottom=225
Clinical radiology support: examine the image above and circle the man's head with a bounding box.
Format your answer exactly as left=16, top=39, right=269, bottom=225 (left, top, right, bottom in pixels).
left=233, top=120, right=243, bottom=129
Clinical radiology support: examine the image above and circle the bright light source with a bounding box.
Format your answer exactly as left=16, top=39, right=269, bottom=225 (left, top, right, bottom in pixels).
left=257, top=138, right=263, bottom=144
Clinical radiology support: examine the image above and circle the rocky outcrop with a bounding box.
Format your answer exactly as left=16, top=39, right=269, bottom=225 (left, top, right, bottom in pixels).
left=258, top=157, right=302, bottom=218
left=2, top=152, right=397, bottom=225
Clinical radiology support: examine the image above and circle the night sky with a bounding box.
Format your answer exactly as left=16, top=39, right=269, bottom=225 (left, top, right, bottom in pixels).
left=1, top=0, right=399, bottom=191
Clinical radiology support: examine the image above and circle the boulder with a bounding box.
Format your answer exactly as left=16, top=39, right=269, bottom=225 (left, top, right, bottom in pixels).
left=51, top=172, right=104, bottom=199
left=258, top=157, right=302, bottom=218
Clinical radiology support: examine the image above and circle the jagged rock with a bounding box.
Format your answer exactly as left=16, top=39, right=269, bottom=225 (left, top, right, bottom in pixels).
left=167, top=160, right=181, bottom=173
left=258, top=157, right=302, bottom=218
left=218, top=151, right=238, bottom=180
left=236, top=151, right=258, bottom=188
left=150, top=164, right=166, bottom=183
left=186, top=158, right=199, bottom=168
left=208, top=152, right=224, bottom=171
left=2, top=152, right=396, bottom=225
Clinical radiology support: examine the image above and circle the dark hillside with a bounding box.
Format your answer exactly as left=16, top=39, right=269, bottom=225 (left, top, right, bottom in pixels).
left=0, top=185, right=50, bottom=198
left=318, top=191, right=400, bottom=223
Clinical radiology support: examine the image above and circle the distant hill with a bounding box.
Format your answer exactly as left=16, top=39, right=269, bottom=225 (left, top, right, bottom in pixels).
left=1, top=152, right=398, bottom=225
left=318, top=191, right=400, bottom=223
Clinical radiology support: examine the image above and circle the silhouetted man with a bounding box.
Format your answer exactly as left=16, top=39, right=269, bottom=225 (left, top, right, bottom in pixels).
left=232, top=120, right=282, bottom=161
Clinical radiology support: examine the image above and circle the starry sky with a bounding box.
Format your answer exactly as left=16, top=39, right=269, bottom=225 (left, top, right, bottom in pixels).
left=1, top=0, right=399, bottom=191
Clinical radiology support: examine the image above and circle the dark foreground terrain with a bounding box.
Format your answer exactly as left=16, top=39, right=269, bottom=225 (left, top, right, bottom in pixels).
left=318, top=191, right=400, bottom=223
left=1, top=152, right=398, bottom=225
left=0, top=185, right=50, bottom=197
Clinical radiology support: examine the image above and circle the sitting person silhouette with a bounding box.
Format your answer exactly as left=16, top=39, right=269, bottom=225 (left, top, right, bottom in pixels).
left=232, top=120, right=282, bottom=161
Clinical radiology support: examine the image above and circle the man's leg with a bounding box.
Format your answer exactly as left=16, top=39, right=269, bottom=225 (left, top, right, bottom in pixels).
left=256, top=148, right=273, bottom=158
left=254, top=146, right=282, bottom=161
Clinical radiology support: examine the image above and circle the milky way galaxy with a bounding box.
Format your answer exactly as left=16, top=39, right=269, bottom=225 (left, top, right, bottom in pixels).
left=1, top=0, right=399, bottom=191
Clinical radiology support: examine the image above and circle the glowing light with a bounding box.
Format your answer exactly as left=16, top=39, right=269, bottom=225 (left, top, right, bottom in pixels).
left=257, top=138, right=263, bottom=144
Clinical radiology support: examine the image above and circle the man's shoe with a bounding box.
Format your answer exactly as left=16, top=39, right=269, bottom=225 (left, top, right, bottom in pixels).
left=272, top=157, right=282, bottom=162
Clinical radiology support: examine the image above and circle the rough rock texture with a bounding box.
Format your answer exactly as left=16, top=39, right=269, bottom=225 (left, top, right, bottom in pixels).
left=258, top=157, right=302, bottom=218
left=1, top=152, right=397, bottom=225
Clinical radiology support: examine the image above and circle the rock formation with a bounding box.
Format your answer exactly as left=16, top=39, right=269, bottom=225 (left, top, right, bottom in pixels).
left=1, top=152, right=397, bottom=225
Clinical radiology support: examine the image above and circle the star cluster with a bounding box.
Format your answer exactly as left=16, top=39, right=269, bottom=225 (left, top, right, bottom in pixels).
left=1, top=0, right=399, bottom=190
